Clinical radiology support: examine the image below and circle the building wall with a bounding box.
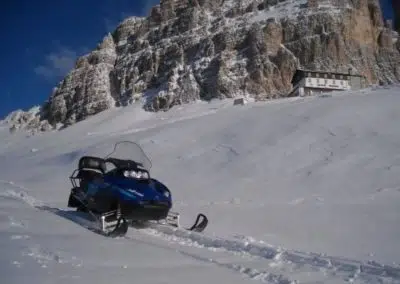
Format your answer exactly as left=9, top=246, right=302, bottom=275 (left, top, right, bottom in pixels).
left=290, top=77, right=348, bottom=97
left=349, top=76, right=361, bottom=90
left=349, top=76, right=367, bottom=90
left=303, top=87, right=343, bottom=96
left=304, top=77, right=350, bottom=90
left=289, top=70, right=367, bottom=97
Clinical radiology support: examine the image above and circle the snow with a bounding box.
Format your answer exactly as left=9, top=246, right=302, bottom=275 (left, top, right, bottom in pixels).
left=250, top=0, right=308, bottom=23
left=3, top=105, right=41, bottom=124
left=1, top=86, right=400, bottom=283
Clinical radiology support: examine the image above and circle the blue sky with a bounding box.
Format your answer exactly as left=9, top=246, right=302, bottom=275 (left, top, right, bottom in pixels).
left=0, top=0, right=395, bottom=119
left=0, top=0, right=159, bottom=119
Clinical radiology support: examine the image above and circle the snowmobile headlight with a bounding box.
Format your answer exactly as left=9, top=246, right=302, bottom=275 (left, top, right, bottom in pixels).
left=123, top=170, right=137, bottom=178
left=135, top=171, right=148, bottom=179
left=163, top=191, right=170, bottom=198
left=123, top=170, right=149, bottom=179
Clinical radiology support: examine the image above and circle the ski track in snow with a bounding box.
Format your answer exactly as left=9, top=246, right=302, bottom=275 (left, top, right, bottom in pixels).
left=22, top=245, right=84, bottom=269
left=145, top=241, right=296, bottom=284
left=2, top=181, right=400, bottom=284
left=138, top=224, right=400, bottom=283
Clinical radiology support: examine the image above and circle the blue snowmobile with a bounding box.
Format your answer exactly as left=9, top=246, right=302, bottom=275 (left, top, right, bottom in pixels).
left=67, top=141, right=208, bottom=237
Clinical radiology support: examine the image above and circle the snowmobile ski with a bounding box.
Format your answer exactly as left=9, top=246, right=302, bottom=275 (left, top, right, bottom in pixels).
left=105, top=217, right=129, bottom=238
left=99, top=205, right=129, bottom=238
left=164, top=211, right=209, bottom=233
left=189, top=213, right=208, bottom=232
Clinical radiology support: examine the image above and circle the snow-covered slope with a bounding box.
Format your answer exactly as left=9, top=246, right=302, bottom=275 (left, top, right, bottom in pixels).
left=1, top=86, right=400, bottom=284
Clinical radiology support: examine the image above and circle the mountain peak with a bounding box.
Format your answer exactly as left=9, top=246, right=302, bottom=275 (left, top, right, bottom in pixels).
left=5, top=0, right=400, bottom=133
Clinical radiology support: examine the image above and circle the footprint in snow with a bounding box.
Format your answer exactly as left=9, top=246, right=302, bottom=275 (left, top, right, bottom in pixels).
left=23, top=246, right=83, bottom=269
left=376, top=187, right=400, bottom=194
left=10, top=235, right=30, bottom=240
left=288, top=198, right=305, bottom=205
left=8, top=216, right=25, bottom=228
left=12, top=261, right=23, bottom=268
left=369, top=187, right=400, bottom=200
left=289, top=197, right=324, bottom=205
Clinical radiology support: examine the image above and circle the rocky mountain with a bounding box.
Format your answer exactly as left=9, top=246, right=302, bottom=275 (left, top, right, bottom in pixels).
left=5, top=0, right=400, bottom=132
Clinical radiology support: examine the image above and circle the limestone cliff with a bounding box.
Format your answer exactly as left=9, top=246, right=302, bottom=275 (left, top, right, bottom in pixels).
left=6, top=0, right=400, bottom=132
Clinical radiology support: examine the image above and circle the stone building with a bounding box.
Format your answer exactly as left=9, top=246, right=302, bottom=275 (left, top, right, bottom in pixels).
left=289, top=69, right=367, bottom=97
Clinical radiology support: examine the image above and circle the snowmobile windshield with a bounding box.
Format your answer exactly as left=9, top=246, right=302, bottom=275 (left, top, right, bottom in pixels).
left=104, top=141, right=152, bottom=171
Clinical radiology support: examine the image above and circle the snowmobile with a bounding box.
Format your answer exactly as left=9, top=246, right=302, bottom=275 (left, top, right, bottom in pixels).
left=67, top=141, right=208, bottom=237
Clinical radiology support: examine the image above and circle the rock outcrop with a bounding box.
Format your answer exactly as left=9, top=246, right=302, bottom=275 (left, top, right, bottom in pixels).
left=42, top=33, right=119, bottom=127
left=4, top=107, right=53, bottom=133
left=5, top=0, right=400, bottom=132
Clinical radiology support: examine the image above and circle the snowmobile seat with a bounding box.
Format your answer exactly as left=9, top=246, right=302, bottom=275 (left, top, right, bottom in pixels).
left=70, top=156, right=107, bottom=189
left=77, top=156, right=106, bottom=180
left=78, top=156, right=107, bottom=173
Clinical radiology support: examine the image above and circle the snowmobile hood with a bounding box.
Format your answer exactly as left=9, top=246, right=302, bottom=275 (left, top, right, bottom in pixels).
left=103, top=176, right=171, bottom=202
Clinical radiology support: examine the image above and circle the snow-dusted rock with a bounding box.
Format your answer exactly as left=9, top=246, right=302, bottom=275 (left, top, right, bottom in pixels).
left=6, top=0, right=400, bottom=131
left=41, top=33, right=118, bottom=127
left=4, top=107, right=52, bottom=134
